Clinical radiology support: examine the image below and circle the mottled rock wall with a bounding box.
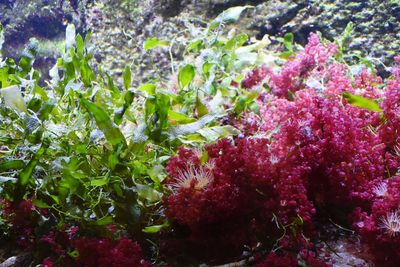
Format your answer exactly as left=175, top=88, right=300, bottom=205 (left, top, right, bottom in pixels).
left=88, top=0, right=400, bottom=84
left=1, top=0, right=399, bottom=82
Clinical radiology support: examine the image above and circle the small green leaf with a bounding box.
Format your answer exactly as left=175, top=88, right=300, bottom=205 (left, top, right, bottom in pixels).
left=32, top=199, right=50, bottom=208
left=143, top=37, right=169, bottom=50
left=186, top=39, right=202, bottom=52
left=65, top=24, right=76, bottom=50
left=0, top=160, right=24, bottom=172
left=123, top=66, right=132, bottom=90
left=279, top=51, right=295, bottom=60
left=196, top=98, right=209, bottom=117
left=137, top=83, right=156, bottom=96
left=142, top=221, right=170, bottom=234
left=178, top=64, right=195, bottom=88
left=19, top=142, right=48, bottom=187
left=226, top=33, right=248, bottom=50
left=198, top=125, right=241, bottom=142
left=1, top=85, right=27, bottom=113
left=354, top=55, right=375, bottom=70
left=342, top=92, right=382, bottom=112
left=68, top=250, right=79, bottom=258
left=80, top=98, right=127, bottom=148
left=76, top=34, right=84, bottom=56
left=96, top=216, right=113, bottom=225
left=282, top=32, right=294, bottom=52
left=90, top=178, right=108, bottom=187
left=38, top=99, right=56, bottom=121
left=211, top=6, right=253, bottom=28
left=168, top=110, right=196, bottom=124
left=114, top=90, right=134, bottom=125
left=249, top=101, right=260, bottom=114
left=200, top=150, right=209, bottom=165
left=169, top=114, right=217, bottom=138
left=202, top=62, right=214, bottom=76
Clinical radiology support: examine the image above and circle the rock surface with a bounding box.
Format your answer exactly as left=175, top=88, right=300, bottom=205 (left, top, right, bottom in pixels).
left=87, top=0, right=400, bottom=84
left=0, top=0, right=92, bottom=77
left=1, top=0, right=400, bottom=82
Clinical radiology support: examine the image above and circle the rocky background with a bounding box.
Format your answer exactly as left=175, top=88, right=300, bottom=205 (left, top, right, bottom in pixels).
left=1, top=0, right=399, bottom=83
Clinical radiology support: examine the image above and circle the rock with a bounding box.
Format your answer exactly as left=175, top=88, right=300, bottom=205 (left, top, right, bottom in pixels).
left=1, top=0, right=399, bottom=83
left=86, top=0, right=400, bottom=84
left=0, top=253, right=32, bottom=267
left=0, top=0, right=93, bottom=80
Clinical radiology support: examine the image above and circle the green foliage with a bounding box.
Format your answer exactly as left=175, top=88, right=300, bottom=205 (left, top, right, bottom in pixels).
left=210, top=5, right=253, bottom=30
left=336, top=22, right=353, bottom=55
left=178, top=64, right=195, bottom=88
left=342, top=92, right=382, bottom=112
left=277, top=32, right=295, bottom=59
left=0, top=6, right=275, bottom=262
left=143, top=37, right=169, bottom=51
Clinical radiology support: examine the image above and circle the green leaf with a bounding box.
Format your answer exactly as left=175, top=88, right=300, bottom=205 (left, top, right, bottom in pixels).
left=342, top=92, right=382, bottom=112
left=211, top=5, right=253, bottom=29
left=137, top=83, right=156, bottom=96
left=68, top=250, right=79, bottom=259
left=202, top=62, right=214, bottom=76
left=19, top=141, right=48, bottom=187
left=279, top=51, right=295, bottom=60
left=0, top=160, right=24, bottom=172
left=1, top=85, right=27, bottom=113
left=107, top=74, right=121, bottom=99
left=196, top=98, right=209, bottom=117
left=96, top=216, right=113, bottom=225
left=186, top=39, right=202, bottom=52
left=90, top=178, right=108, bottom=187
left=143, top=37, right=169, bottom=50
left=142, top=221, right=170, bottom=234
left=38, top=99, right=56, bottom=121
left=168, top=110, right=196, bottom=124
left=114, top=90, right=134, bottom=125
left=76, top=34, right=84, bottom=56
left=226, top=33, right=248, bottom=50
left=80, top=98, right=127, bottom=148
left=277, top=33, right=294, bottom=52
left=65, top=24, right=76, bottom=50
left=178, top=64, right=195, bottom=88
left=123, top=66, right=132, bottom=90
left=198, top=125, right=241, bottom=142
left=169, top=114, right=217, bottom=138
left=337, top=22, right=354, bottom=52
left=354, top=55, right=375, bottom=70
left=32, top=199, right=51, bottom=208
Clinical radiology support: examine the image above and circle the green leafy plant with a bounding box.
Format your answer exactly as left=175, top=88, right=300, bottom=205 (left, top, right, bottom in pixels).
left=0, top=6, right=281, bottom=264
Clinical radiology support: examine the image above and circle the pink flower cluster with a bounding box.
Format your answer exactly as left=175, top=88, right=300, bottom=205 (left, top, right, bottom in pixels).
left=242, top=65, right=270, bottom=89
left=1, top=199, right=40, bottom=248
left=351, top=176, right=400, bottom=266
left=163, top=138, right=316, bottom=263
left=0, top=198, right=151, bottom=266
left=164, top=34, right=400, bottom=265
left=38, top=230, right=151, bottom=267
left=73, top=236, right=150, bottom=267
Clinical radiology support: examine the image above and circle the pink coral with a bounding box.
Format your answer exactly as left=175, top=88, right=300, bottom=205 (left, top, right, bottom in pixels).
left=73, top=236, right=150, bottom=267
left=266, top=33, right=338, bottom=98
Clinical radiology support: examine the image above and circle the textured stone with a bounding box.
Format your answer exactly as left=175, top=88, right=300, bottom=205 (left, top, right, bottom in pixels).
left=1, top=0, right=399, bottom=82
left=86, top=0, right=399, bottom=83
